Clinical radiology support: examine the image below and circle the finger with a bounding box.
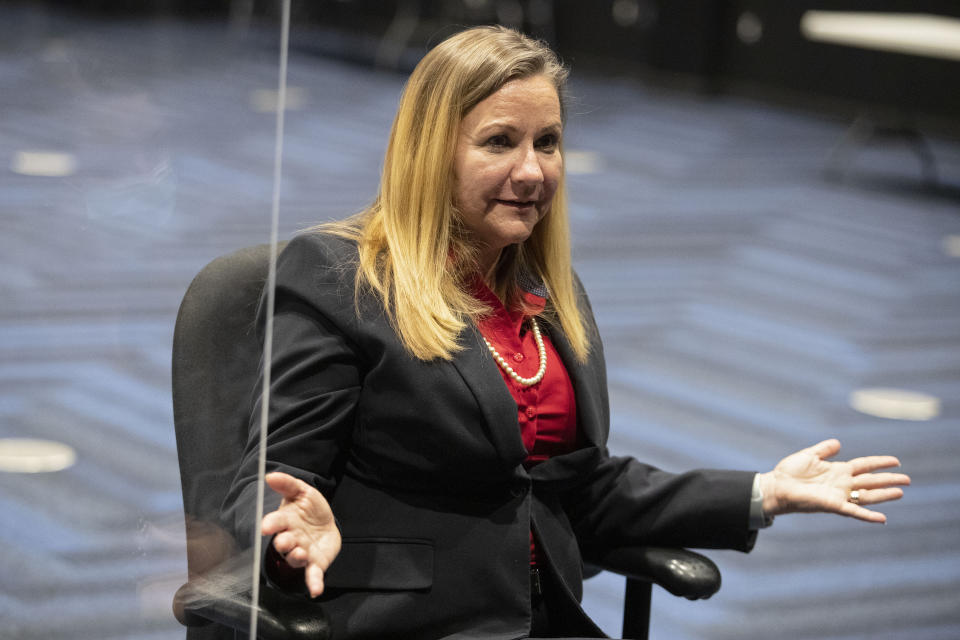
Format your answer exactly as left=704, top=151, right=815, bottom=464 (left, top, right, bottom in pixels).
left=305, top=564, right=326, bottom=598
left=261, top=510, right=290, bottom=536
left=849, top=456, right=902, bottom=475
left=285, top=547, right=309, bottom=568
left=272, top=531, right=297, bottom=555
left=805, top=438, right=841, bottom=460
left=265, top=472, right=307, bottom=500
left=852, top=487, right=904, bottom=506
left=838, top=501, right=888, bottom=523
left=852, top=472, right=911, bottom=490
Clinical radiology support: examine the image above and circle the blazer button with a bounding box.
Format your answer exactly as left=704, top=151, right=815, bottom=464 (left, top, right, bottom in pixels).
left=510, top=485, right=527, bottom=498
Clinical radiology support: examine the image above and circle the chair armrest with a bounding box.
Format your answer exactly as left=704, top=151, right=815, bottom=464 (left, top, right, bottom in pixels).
left=173, top=579, right=331, bottom=640
left=590, top=546, right=721, bottom=600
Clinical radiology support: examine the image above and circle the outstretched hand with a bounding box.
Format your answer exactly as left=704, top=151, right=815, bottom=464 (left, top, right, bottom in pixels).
left=261, top=472, right=342, bottom=597
left=759, top=439, right=910, bottom=523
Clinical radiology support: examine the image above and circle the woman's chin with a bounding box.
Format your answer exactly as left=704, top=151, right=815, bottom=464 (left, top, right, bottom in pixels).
left=500, top=228, right=536, bottom=249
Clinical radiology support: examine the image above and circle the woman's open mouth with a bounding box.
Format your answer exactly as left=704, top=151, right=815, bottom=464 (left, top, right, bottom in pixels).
left=496, top=199, right=536, bottom=209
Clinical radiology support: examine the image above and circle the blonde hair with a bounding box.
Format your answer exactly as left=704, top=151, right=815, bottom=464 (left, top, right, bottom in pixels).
left=320, top=25, right=589, bottom=362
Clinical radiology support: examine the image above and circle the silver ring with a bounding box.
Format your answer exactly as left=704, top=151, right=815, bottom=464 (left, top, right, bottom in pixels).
left=848, top=490, right=861, bottom=504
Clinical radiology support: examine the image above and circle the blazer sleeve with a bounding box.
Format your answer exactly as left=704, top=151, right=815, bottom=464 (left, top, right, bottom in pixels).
left=220, top=233, right=365, bottom=549
left=564, top=456, right=758, bottom=556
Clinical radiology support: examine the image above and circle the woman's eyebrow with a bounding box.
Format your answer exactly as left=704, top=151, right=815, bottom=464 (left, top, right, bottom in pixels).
left=473, top=121, right=520, bottom=136
left=473, top=120, right=563, bottom=136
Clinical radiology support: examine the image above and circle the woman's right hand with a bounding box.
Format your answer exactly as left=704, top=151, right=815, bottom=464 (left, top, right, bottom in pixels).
left=262, top=472, right=342, bottom=598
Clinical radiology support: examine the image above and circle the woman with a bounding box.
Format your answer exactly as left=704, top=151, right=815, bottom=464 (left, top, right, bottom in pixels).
left=221, top=25, right=909, bottom=639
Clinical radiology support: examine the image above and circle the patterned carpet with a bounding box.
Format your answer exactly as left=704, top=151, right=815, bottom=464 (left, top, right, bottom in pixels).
left=1, top=5, right=959, bottom=639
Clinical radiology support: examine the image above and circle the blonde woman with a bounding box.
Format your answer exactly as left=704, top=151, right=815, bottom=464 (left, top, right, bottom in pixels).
left=222, top=25, right=909, bottom=639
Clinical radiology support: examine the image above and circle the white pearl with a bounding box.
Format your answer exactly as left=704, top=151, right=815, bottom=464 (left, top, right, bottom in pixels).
left=482, top=318, right=546, bottom=387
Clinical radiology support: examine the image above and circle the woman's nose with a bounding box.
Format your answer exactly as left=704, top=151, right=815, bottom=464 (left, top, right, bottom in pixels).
left=512, top=145, right=543, bottom=186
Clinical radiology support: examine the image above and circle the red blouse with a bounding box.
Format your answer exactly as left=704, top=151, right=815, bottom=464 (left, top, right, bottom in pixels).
left=473, top=280, right=579, bottom=564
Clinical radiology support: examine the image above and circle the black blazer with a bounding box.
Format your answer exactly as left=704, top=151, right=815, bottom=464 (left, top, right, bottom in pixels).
left=222, top=232, right=757, bottom=640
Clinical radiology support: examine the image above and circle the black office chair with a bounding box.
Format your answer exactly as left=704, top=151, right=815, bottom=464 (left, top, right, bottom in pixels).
left=171, top=243, right=721, bottom=640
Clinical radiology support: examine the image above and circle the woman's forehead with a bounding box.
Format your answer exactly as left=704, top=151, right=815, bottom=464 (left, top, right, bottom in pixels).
left=462, top=76, right=562, bottom=128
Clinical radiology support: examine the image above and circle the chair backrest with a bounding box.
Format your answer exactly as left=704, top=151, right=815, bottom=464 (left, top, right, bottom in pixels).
left=172, top=243, right=286, bottom=638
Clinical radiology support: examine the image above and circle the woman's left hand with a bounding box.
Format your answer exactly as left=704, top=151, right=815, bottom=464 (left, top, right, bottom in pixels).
left=261, top=472, right=342, bottom=597
left=759, top=439, right=910, bottom=523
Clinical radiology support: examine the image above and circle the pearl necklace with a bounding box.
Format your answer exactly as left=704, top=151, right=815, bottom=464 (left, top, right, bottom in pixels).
left=482, top=317, right=547, bottom=387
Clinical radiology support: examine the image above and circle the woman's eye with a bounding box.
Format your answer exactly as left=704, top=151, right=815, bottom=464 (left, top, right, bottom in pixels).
left=537, top=134, right=559, bottom=151
left=486, top=135, right=510, bottom=149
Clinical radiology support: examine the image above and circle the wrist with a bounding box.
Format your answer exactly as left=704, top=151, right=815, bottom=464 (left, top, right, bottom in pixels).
left=759, top=471, right=780, bottom=516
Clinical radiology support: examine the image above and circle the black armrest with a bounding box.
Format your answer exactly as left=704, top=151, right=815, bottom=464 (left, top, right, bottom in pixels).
left=588, top=546, right=721, bottom=600
left=173, top=578, right=331, bottom=640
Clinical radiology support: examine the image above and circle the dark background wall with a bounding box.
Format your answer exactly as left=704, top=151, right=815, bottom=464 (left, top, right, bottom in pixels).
left=552, top=1, right=960, bottom=121
left=28, top=0, right=960, bottom=125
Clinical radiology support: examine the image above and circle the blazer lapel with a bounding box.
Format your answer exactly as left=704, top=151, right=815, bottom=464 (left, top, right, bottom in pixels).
left=450, top=324, right=528, bottom=468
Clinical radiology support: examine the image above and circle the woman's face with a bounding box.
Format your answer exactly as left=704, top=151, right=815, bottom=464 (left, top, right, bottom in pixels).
left=453, top=74, right=563, bottom=271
